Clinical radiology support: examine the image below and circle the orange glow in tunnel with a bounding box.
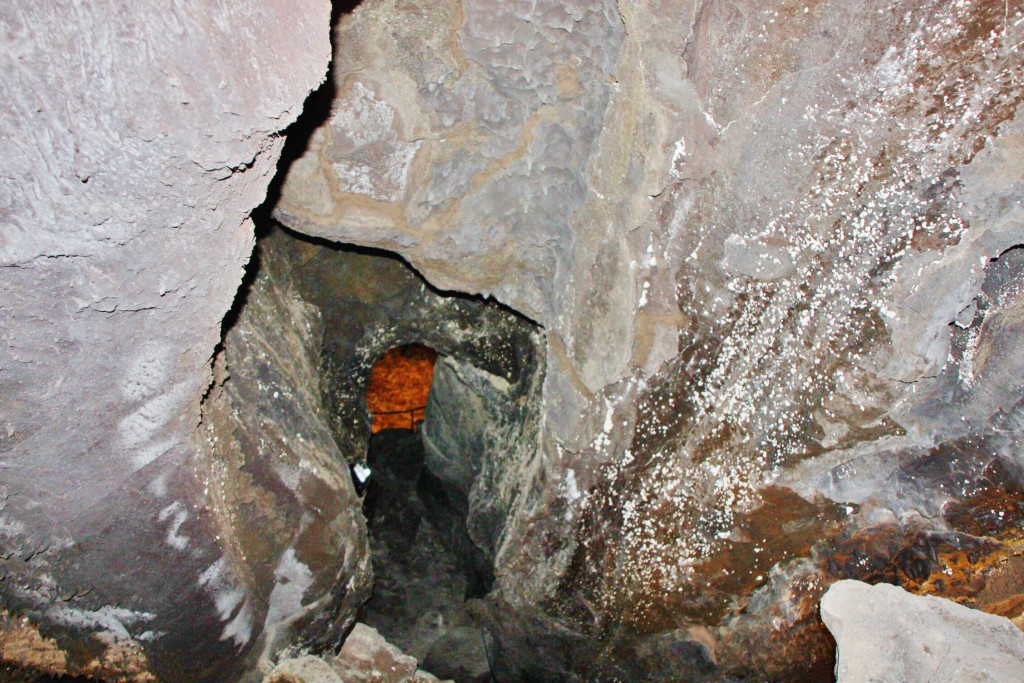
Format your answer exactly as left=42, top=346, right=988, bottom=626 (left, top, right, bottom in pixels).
left=366, top=345, right=438, bottom=432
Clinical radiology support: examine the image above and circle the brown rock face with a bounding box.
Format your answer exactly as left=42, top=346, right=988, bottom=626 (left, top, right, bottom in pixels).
left=0, top=1, right=332, bottom=680
left=198, top=237, right=374, bottom=668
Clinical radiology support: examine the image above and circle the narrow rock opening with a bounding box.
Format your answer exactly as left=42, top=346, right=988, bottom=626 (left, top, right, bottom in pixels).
left=356, top=342, right=495, bottom=680
left=359, top=425, right=495, bottom=683
left=366, top=345, right=437, bottom=433
left=209, top=223, right=544, bottom=680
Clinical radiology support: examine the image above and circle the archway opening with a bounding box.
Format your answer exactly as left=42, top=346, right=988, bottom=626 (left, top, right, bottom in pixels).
left=224, top=226, right=542, bottom=681
left=366, top=344, right=437, bottom=433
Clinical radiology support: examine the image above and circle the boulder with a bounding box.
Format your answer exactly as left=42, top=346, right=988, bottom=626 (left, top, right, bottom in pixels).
left=335, top=623, right=419, bottom=683
left=264, top=656, right=343, bottom=683
left=821, top=580, right=1024, bottom=683
left=264, top=624, right=451, bottom=683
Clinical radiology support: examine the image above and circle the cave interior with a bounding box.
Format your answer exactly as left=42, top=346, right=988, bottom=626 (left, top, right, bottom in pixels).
left=3, top=0, right=1024, bottom=682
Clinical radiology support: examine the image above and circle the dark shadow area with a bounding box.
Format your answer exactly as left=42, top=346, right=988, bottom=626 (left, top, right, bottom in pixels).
left=277, top=224, right=543, bottom=330
left=0, top=664, right=97, bottom=682
left=359, top=429, right=495, bottom=683
left=332, top=0, right=364, bottom=25
left=215, top=232, right=264, bottom=346
left=254, top=72, right=336, bottom=225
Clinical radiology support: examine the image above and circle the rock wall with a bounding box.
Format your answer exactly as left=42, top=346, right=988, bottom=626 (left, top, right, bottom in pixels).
left=0, top=1, right=332, bottom=680
left=276, top=0, right=1024, bottom=679
left=199, top=239, right=373, bottom=674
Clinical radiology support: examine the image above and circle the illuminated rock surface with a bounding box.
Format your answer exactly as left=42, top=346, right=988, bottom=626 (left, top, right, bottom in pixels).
left=822, top=579, right=1024, bottom=683
left=366, top=347, right=436, bottom=432
left=0, top=0, right=332, bottom=679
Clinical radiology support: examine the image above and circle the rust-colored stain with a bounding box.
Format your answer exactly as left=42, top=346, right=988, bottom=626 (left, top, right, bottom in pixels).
left=0, top=609, right=156, bottom=682
left=823, top=460, right=1024, bottom=617
left=718, top=461, right=1024, bottom=680
left=720, top=573, right=838, bottom=683
left=366, top=345, right=437, bottom=432
left=645, top=487, right=848, bottom=629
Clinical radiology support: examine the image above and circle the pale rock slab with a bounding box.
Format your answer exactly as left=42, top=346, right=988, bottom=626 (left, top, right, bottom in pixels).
left=264, top=624, right=450, bottom=683
left=821, top=580, right=1024, bottom=683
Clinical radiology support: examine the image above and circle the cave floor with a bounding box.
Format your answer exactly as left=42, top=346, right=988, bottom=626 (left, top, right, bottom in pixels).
left=359, top=430, right=493, bottom=683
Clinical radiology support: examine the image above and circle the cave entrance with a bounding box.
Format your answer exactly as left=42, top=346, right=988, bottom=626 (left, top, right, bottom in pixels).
left=236, top=227, right=542, bottom=681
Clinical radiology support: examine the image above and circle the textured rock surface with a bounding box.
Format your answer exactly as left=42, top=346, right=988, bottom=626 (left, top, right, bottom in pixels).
left=265, top=655, right=346, bottom=683
left=276, top=0, right=625, bottom=333
left=4, top=0, right=1024, bottom=680
left=199, top=239, right=373, bottom=672
left=276, top=0, right=1024, bottom=679
left=822, top=579, right=1024, bottom=682
left=0, top=0, right=331, bottom=680
left=265, top=623, right=449, bottom=683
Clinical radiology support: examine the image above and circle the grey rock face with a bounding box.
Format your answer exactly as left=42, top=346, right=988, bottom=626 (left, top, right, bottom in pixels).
left=275, top=0, right=625, bottom=333
left=275, top=0, right=1024, bottom=679
left=822, top=580, right=1024, bottom=683
left=0, top=0, right=331, bottom=679
left=199, top=239, right=373, bottom=670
